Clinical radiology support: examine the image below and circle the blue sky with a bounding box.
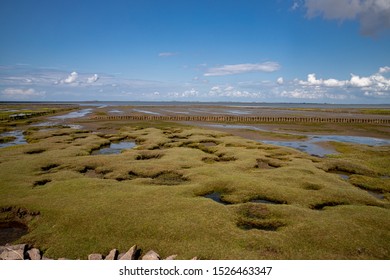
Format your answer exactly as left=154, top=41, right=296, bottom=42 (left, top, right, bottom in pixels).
left=1, top=0, right=390, bottom=103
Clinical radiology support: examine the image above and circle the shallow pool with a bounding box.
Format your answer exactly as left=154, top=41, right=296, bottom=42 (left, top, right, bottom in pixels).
left=50, top=108, right=92, bottom=120
left=0, top=130, right=27, bottom=148
left=92, top=141, right=136, bottom=155
left=205, top=124, right=390, bottom=157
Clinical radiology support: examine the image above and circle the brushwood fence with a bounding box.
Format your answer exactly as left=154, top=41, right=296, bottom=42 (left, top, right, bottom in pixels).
left=91, top=115, right=390, bottom=124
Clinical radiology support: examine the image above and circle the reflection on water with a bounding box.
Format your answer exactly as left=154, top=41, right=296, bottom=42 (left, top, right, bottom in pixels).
left=225, top=110, right=251, bottom=115
left=0, top=130, right=27, bottom=148
left=366, top=190, right=385, bottom=200
left=263, top=135, right=390, bottom=157
left=262, top=140, right=335, bottom=157
left=50, top=109, right=92, bottom=120
left=205, top=124, right=390, bottom=157
left=203, top=192, right=230, bottom=205
left=133, top=109, right=160, bottom=115
left=92, top=141, right=136, bottom=155
left=205, top=124, right=268, bottom=132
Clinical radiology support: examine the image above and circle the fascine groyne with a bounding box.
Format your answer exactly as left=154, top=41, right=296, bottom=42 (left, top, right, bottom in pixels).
left=91, top=114, right=390, bottom=124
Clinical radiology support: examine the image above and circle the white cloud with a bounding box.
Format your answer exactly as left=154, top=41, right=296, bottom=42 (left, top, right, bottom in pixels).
left=168, top=88, right=199, bottom=98
left=208, top=85, right=262, bottom=98
left=87, top=74, right=99, bottom=83
left=62, top=71, right=78, bottom=84
left=279, top=86, right=349, bottom=100
left=379, top=66, right=390, bottom=73
left=204, top=61, right=280, bottom=76
left=294, top=66, right=390, bottom=98
left=2, top=88, right=45, bottom=98
left=304, top=0, right=390, bottom=36
left=349, top=74, right=373, bottom=87
left=323, top=78, right=347, bottom=87
left=291, top=1, right=300, bottom=11
left=158, top=52, right=178, bottom=57
left=277, top=77, right=284, bottom=85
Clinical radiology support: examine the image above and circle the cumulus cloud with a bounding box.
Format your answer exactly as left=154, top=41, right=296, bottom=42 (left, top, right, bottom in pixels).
left=61, top=71, right=78, bottom=84
left=304, top=0, right=390, bottom=36
left=2, top=88, right=45, bottom=98
left=299, top=73, right=347, bottom=87
left=277, top=77, right=284, bottom=85
left=379, top=66, right=390, bottom=73
left=349, top=74, right=373, bottom=87
left=204, top=61, right=280, bottom=76
left=87, top=74, right=99, bottom=83
left=295, top=66, right=390, bottom=98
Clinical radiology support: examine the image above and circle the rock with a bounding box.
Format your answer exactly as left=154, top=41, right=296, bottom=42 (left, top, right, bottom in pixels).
left=105, top=249, right=118, bottom=260
left=165, top=255, right=177, bottom=260
left=119, top=245, right=137, bottom=260
left=191, top=257, right=198, bottom=260
left=27, top=248, right=41, bottom=260
left=142, top=250, right=160, bottom=260
left=117, top=253, right=125, bottom=259
left=88, top=253, right=103, bottom=260
left=0, top=244, right=27, bottom=260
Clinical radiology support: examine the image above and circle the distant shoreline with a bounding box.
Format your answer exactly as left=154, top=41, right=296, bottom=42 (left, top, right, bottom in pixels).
left=1, top=100, right=390, bottom=109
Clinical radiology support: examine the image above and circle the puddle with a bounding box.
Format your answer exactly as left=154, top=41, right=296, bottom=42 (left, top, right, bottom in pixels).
left=0, top=221, right=28, bottom=246
left=261, top=140, right=335, bottom=157
left=204, top=124, right=390, bottom=157
left=262, top=135, right=390, bottom=157
left=328, top=171, right=350, bottom=180
left=50, top=109, right=92, bottom=120
left=367, top=191, right=385, bottom=200
left=109, top=110, right=123, bottom=114
left=0, top=130, right=27, bottom=148
left=65, top=124, right=83, bottom=130
left=10, top=113, right=32, bottom=118
left=203, top=192, right=230, bottom=205
left=32, top=121, right=83, bottom=130
left=205, top=124, right=269, bottom=132
left=225, top=110, right=251, bottom=115
left=92, top=141, right=136, bottom=155
left=133, top=109, right=161, bottom=115
left=32, top=121, right=59, bottom=127
left=189, top=109, right=220, bottom=115
left=311, top=202, right=346, bottom=210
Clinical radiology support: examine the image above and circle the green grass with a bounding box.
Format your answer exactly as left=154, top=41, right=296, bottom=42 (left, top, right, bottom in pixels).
left=359, top=109, right=390, bottom=115
left=0, top=116, right=389, bottom=260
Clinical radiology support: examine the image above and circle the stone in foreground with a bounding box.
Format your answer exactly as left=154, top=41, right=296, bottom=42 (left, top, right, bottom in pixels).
left=105, top=249, right=118, bottom=260
left=119, top=245, right=137, bottom=260
left=27, top=248, right=41, bottom=260
left=88, top=253, right=103, bottom=260
left=0, top=244, right=27, bottom=260
left=142, top=250, right=160, bottom=260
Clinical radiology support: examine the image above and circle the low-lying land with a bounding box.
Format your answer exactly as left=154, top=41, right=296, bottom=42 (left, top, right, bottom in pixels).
left=0, top=103, right=389, bottom=259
